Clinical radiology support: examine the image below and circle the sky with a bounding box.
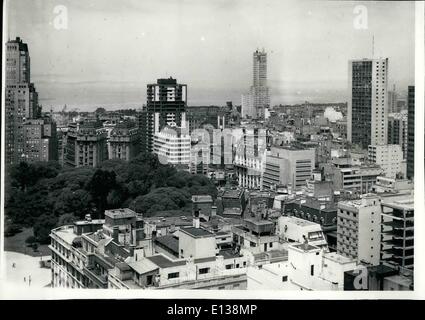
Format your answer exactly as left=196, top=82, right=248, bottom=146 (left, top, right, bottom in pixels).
left=5, top=0, right=416, bottom=111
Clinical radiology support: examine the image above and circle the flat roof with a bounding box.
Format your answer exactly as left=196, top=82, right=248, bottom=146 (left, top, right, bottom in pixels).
left=105, top=208, right=136, bottom=219
left=180, top=227, right=215, bottom=238
left=146, top=255, right=187, bottom=268
left=218, top=249, right=241, bottom=259
left=144, top=216, right=193, bottom=227
left=384, top=274, right=413, bottom=287
left=155, top=235, right=179, bottom=254
left=381, top=198, right=414, bottom=211
left=219, top=188, right=244, bottom=198
left=324, top=252, right=354, bottom=264
left=281, top=216, right=317, bottom=227
left=244, top=218, right=274, bottom=226
left=291, top=243, right=319, bottom=252
left=74, top=219, right=105, bottom=226
left=192, top=195, right=213, bottom=203
left=52, top=226, right=78, bottom=245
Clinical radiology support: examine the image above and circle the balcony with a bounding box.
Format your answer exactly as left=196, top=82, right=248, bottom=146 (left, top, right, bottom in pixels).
left=83, top=267, right=108, bottom=288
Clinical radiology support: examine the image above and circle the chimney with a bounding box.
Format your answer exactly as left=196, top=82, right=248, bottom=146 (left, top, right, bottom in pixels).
left=132, top=223, right=137, bottom=246
left=211, top=206, right=217, bottom=217
left=193, top=210, right=200, bottom=228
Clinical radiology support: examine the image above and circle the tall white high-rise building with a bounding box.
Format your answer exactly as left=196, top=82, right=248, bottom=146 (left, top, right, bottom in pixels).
left=241, top=49, right=270, bottom=119
left=347, top=58, right=388, bottom=149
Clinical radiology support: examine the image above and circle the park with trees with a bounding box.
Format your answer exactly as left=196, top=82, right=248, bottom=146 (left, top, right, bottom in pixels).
left=4, top=153, right=217, bottom=245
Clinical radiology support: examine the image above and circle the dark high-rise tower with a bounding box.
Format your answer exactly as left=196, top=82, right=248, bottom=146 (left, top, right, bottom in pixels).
left=5, top=37, right=40, bottom=165
left=407, top=86, right=415, bottom=179
left=140, top=77, right=187, bottom=153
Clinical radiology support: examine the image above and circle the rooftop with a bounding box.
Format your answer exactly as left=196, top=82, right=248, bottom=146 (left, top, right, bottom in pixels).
left=180, top=227, right=215, bottom=238
left=146, top=255, right=187, bottom=269
left=281, top=216, right=317, bottom=227
left=324, top=252, right=354, bottom=264
left=218, top=249, right=242, bottom=259
left=244, top=218, right=274, bottom=226
left=52, top=226, right=78, bottom=245
left=218, top=188, right=244, bottom=199
left=144, top=215, right=193, bottom=227
left=155, top=235, right=179, bottom=254
left=105, top=208, right=137, bottom=219
left=291, top=243, right=319, bottom=252
left=382, top=198, right=414, bottom=211
left=74, top=219, right=105, bottom=226
left=192, top=195, right=213, bottom=203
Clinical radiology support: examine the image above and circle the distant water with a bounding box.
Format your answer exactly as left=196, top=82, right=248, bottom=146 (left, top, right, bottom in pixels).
left=35, top=81, right=348, bottom=112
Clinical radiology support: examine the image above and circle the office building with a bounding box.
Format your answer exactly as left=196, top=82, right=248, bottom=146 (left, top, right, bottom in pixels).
left=348, top=58, right=388, bottom=149
left=5, top=37, right=41, bottom=165
left=262, top=145, right=315, bottom=190
left=23, top=117, right=58, bottom=162
left=406, top=86, right=414, bottom=179
left=321, top=157, right=384, bottom=194
left=141, top=77, right=187, bottom=153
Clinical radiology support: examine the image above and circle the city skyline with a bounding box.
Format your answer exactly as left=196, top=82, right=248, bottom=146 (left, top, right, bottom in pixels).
left=2, top=0, right=420, bottom=295
left=6, top=0, right=415, bottom=111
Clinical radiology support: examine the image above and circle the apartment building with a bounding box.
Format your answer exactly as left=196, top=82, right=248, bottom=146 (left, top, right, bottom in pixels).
left=337, top=195, right=382, bottom=266
left=108, top=121, right=140, bottom=161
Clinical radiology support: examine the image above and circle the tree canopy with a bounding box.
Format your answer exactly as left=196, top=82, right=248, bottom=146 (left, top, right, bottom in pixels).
left=5, top=153, right=217, bottom=239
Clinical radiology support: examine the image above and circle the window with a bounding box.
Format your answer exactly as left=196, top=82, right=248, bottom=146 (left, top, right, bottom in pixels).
left=167, top=272, right=179, bottom=279
left=311, top=265, right=314, bottom=276
left=282, top=276, right=288, bottom=282
left=199, top=268, right=210, bottom=274
left=233, top=283, right=240, bottom=288
left=218, top=286, right=225, bottom=290
left=225, top=264, right=233, bottom=270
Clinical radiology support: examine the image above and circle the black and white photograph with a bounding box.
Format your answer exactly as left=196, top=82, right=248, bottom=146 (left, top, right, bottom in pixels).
left=0, top=0, right=424, bottom=300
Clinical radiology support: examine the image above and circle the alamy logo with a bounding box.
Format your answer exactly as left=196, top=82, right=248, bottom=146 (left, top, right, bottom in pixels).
left=156, top=127, right=267, bottom=166
left=53, top=5, right=68, bottom=30
left=353, top=5, right=368, bottom=30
